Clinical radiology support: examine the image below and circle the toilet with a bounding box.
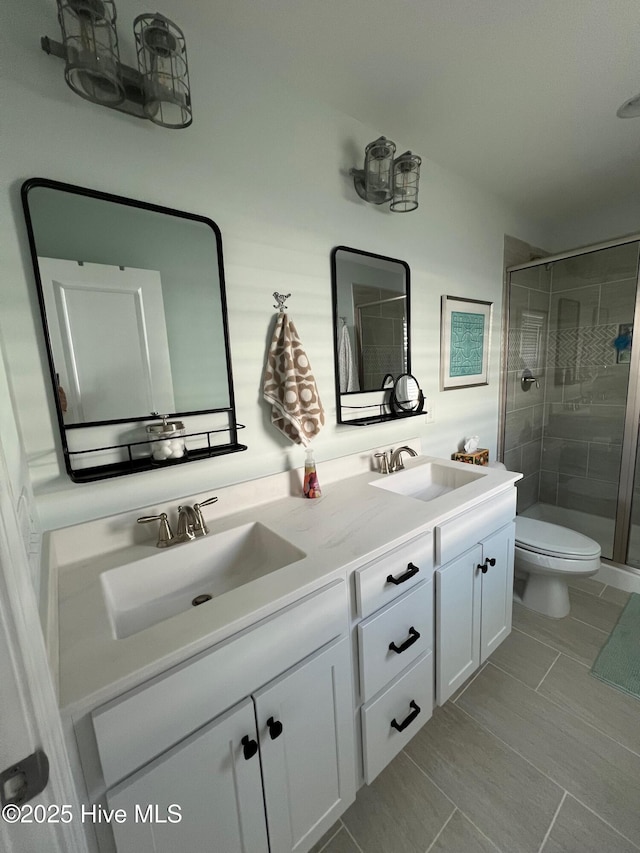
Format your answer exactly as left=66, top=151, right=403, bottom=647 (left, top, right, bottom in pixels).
left=514, top=517, right=601, bottom=618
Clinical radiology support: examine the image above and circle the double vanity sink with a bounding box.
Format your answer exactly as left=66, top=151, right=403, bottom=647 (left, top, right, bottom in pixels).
left=52, top=453, right=516, bottom=710
left=93, top=459, right=485, bottom=644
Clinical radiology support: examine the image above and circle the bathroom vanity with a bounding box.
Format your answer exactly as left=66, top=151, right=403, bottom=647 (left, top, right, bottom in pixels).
left=45, top=452, right=520, bottom=853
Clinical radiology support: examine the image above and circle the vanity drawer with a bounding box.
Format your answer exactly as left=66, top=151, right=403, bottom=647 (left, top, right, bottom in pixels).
left=92, top=580, right=347, bottom=789
left=358, top=580, right=433, bottom=703
left=435, top=488, right=516, bottom=566
left=354, top=532, right=433, bottom=619
left=361, top=651, right=433, bottom=784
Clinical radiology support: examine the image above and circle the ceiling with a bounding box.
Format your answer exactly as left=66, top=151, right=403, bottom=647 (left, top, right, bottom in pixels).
left=208, top=0, right=640, bottom=229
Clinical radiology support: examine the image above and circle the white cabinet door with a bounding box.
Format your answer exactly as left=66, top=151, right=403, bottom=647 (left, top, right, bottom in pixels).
left=254, top=637, right=356, bottom=853
left=435, top=544, right=482, bottom=705
left=436, top=520, right=516, bottom=705
left=107, top=697, right=268, bottom=853
left=479, top=521, right=515, bottom=661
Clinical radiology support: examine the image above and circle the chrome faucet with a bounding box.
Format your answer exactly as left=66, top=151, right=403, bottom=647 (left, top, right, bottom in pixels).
left=374, top=446, right=418, bottom=474
left=389, top=445, right=418, bottom=472
left=177, top=505, right=198, bottom=541
left=137, top=495, right=219, bottom=547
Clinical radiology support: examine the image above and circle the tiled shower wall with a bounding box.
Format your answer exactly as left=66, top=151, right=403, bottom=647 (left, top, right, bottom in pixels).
left=505, top=240, right=639, bottom=517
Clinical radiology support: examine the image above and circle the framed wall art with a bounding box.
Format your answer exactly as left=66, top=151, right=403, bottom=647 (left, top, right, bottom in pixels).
left=440, top=295, right=493, bottom=390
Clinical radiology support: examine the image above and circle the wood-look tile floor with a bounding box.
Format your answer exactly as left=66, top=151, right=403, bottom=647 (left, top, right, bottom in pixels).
left=312, top=582, right=640, bottom=853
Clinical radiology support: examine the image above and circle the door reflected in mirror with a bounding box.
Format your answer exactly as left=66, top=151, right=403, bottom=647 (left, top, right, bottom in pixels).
left=40, top=258, right=178, bottom=424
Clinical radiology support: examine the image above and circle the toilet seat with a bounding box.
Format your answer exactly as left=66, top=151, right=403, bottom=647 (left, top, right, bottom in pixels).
left=515, top=517, right=600, bottom=561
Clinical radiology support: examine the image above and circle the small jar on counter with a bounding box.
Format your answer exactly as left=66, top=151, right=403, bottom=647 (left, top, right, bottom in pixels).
left=146, top=416, right=186, bottom=463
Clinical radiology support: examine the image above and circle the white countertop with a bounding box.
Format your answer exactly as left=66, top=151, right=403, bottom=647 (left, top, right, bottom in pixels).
left=52, top=455, right=521, bottom=714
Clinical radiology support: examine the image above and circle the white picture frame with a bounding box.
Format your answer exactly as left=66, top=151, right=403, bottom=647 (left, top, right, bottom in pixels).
left=440, top=295, right=493, bottom=390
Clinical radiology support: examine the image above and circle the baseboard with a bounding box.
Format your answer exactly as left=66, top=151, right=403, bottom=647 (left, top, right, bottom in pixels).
left=596, top=560, right=640, bottom=593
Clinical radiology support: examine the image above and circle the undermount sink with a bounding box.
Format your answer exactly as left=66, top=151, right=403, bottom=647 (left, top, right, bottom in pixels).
left=370, top=461, right=484, bottom=503
left=100, top=522, right=306, bottom=639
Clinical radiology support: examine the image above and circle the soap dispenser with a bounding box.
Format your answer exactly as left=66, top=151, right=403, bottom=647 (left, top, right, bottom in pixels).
left=303, top=447, right=322, bottom=499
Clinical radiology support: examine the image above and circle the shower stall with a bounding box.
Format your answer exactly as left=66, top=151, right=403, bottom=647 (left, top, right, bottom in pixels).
left=502, top=237, right=640, bottom=570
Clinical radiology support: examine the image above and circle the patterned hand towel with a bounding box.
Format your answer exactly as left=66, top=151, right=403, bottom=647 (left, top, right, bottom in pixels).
left=263, top=313, right=325, bottom=446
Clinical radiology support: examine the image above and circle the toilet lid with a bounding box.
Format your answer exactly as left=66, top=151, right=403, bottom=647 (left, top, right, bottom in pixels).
left=515, top=517, right=601, bottom=559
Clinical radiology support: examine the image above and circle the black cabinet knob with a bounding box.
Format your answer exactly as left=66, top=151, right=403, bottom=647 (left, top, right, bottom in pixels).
left=477, top=561, right=488, bottom=574
left=267, top=716, right=283, bottom=740
left=487, top=557, right=496, bottom=566
left=241, top=735, right=258, bottom=760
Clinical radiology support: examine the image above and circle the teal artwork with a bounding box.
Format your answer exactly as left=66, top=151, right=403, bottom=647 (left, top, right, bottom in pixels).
left=450, top=311, right=485, bottom=377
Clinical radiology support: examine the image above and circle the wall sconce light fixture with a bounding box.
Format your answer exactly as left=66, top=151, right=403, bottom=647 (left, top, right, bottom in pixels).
left=350, top=137, right=422, bottom=212
left=41, top=0, right=192, bottom=129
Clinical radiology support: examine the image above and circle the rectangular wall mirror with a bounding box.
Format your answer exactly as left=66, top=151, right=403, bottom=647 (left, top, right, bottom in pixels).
left=22, top=178, right=246, bottom=482
left=331, top=246, right=411, bottom=425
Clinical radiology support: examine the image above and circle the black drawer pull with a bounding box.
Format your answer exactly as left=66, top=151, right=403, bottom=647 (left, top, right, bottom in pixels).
left=478, top=561, right=488, bottom=574
left=390, top=700, right=421, bottom=733
left=386, top=562, right=419, bottom=586
left=486, top=557, right=496, bottom=566
left=241, top=735, right=258, bottom=760
left=267, top=716, right=283, bottom=740
left=389, top=626, right=420, bottom=654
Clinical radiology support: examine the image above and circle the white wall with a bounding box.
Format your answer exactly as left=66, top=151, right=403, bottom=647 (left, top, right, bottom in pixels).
left=549, top=193, right=640, bottom=253
left=1, top=0, right=551, bottom=537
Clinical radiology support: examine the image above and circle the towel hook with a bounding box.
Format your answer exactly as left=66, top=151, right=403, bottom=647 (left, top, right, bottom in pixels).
left=273, top=292, right=291, bottom=313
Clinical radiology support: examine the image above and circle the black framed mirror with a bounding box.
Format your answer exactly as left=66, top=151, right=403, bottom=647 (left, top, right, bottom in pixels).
left=331, top=245, right=418, bottom=425
left=22, top=178, right=246, bottom=482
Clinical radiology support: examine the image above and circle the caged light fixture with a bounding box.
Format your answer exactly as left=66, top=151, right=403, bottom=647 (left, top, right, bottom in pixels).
left=350, top=136, right=422, bottom=213
left=41, top=0, right=192, bottom=129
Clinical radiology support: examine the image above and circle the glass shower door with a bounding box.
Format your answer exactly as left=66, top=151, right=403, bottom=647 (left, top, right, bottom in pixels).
left=506, top=241, right=640, bottom=563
